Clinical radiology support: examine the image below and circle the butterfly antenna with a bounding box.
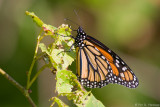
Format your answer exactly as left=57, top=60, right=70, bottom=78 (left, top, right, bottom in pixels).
left=64, top=18, right=80, bottom=27
left=74, top=9, right=83, bottom=27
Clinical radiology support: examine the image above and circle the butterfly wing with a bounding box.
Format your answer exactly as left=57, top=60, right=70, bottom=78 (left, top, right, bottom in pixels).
left=76, top=35, right=139, bottom=88
left=76, top=40, right=113, bottom=88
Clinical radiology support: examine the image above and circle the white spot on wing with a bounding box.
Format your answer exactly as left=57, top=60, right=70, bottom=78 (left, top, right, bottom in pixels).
left=81, top=44, right=84, bottom=47
left=116, top=56, right=119, bottom=59
left=122, top=66, right=127, bottom=71
left=95, top=47, right=99, bottom=51
left=108, top=49, right=111, bottom=53
left=116, top=59, right=120, bottom=63
left=121, top=61, right=125, bottom=65
left=101, top=56, right=105, bottom=60
left=120, top=73, right=125, bottom=78
left=116, top=63, right=120, bottom=68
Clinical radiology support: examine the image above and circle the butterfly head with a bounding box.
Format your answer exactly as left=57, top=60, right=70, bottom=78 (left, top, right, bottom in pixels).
left=75, top=26, right=87, bottom=48
left=77, top=26, right=86, bottom=35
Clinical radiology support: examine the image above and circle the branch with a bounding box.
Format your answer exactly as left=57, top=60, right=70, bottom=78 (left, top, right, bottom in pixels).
left=27, top=33, right=42, bottom=90
left=0, top=68, right=36, bottom=107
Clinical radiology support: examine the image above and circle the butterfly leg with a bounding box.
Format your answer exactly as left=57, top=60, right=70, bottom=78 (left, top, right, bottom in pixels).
left=57, top=43, right=75, bottom=55
left=56, top=33, right=75, bottom=39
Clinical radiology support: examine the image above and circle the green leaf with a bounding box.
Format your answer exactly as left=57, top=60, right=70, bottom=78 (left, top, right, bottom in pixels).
left=38, top=43, right=50, bottom=55
left=85, top=94, right=105, bottom=107
left=62, top=53, right=74, bottom=69
left=56, top=70, right=77, bottom=94
left=57, top=24, right=72, bottom=36
left=50, top=97, right=69, bottom=107
left=25, top=11, right=44, bottom=27
left=42, top=24, right=57, bottom=35
left=56, top=70, right=105, bottom=107
left=51, top=49, right=64, bottom=64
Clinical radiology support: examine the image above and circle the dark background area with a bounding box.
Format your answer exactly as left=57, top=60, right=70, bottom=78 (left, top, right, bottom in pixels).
left=0, top=0, right=160, bottom=107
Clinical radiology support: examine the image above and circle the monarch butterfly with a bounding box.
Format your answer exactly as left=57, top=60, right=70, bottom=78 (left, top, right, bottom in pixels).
left=73, top=26, right=139, bottom=88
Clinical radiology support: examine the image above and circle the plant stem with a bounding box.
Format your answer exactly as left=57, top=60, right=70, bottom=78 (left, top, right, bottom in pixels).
left=27, top=29, right=43, bottom=89
left=0, top=68, right=36, bottom=107
left=28, top=64, right=50, bottom=88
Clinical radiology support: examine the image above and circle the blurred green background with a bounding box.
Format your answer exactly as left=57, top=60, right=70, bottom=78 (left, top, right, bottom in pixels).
left=0, top=0, right=160, bottom=107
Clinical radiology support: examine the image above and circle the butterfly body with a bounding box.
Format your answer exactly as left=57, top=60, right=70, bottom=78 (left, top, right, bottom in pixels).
left=74, top=26, right=139, bottom=88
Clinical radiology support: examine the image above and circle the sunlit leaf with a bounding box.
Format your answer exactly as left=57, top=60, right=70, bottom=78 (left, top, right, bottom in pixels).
left=56, top=70, right=77, bottom=94
left=51, top=49, right=64, bottom=64
left=84, top=94, right=105, bottom=107
left=39, top=43, right=50, bottom=55
left=50, top=97, right=69, bottom=107
left=42, top=24, right=57, bottom=35
left=25, top=11, right=44, bottom=27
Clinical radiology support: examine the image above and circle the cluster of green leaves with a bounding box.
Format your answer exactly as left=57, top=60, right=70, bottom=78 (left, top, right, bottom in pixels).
left=39, top=24, right=75, bottom=71
left=26, top=11, right=104, bottom=107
